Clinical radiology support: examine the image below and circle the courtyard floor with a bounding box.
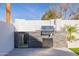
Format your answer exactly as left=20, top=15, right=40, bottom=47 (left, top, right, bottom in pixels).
left=6, top=48, right=77, bottom=56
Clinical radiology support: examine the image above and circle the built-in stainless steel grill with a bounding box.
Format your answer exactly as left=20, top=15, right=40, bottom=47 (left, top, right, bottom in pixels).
left=41, top=26, right=54, bottom=48
left=41, top=26, right=54, bottom=36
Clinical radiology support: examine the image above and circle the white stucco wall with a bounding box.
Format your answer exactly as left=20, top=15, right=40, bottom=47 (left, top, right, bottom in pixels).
left=14, top=19, right=55, bottom=32
left=56, top=20, right=79, bottom=31
left=14, top=19, right=79, bottom=32
left=0, top=22, right=14, bottom=56
left=68, top=40, right=79, bottom=48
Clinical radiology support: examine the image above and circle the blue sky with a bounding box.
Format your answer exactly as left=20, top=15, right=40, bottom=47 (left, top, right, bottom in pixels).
left=0, top=3, right=79, bottom=22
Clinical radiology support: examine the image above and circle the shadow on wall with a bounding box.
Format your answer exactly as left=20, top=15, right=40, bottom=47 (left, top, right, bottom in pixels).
left=28, top=33, right=42, bottom=48
left=14, top=32, right=42, bottom=48
left=0, top=21, right=15, bottom=56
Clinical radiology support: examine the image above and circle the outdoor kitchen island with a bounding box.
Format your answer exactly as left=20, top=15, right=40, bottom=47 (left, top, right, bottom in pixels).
left=14, top=19, right=68, bottom=48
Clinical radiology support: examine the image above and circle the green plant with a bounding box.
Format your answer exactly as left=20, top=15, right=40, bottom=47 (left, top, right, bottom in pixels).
left=69, top=48, right=79, bottom=55
left=41, top=8, right=57, bottom=20
left=64, top=24, right=78, bottom=42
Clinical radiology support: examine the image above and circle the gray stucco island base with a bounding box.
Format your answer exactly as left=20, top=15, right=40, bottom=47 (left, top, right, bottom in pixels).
left=14, top=31, right=67, bottom=48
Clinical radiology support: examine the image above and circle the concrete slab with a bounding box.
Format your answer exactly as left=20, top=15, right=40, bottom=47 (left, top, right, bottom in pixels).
left=6, top=48, right=77, bottom=56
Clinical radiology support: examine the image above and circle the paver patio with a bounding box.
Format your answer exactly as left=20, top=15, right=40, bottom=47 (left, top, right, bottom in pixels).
left=6, top=48, right=77, bottom=56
